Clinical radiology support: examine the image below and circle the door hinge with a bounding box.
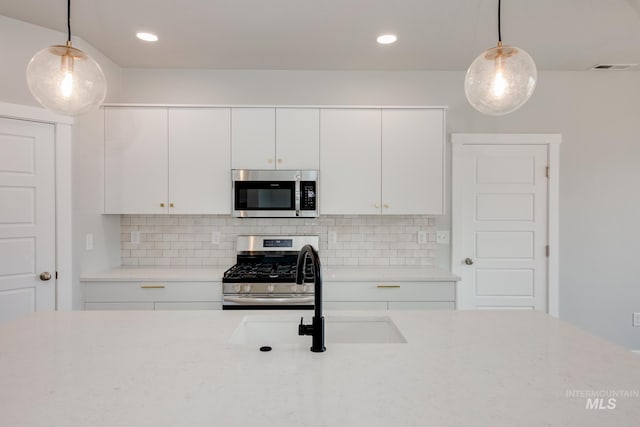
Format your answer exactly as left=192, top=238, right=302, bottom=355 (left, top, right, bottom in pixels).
left=545, top=166, right=550, bottom=178
left=545, top=246, right=549, bottom=257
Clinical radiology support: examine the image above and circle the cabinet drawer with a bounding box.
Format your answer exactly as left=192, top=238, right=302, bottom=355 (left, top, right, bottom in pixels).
left=324, top=282, right=455, bottom=302
left=83, top=281, right=222, bottom=303
left=388, top=301, right=455, bottom=310
left=84, top=302, right=154, bottom=311
left=324, top=301, right=388, bottom=310
left=154, top=302, right=222, bottom=310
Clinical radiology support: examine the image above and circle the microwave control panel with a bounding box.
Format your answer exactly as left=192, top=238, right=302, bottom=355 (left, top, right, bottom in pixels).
left=300, top=181, right=317, bottom=211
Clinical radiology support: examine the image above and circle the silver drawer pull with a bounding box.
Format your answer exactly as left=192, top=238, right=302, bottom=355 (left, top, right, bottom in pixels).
left=140, top=285, right=165, bottom=289
left=377, top=285, right=401, bottom=289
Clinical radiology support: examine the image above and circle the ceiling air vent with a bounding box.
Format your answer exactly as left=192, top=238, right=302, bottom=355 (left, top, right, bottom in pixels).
left=590, top=64, right=637, bottom=71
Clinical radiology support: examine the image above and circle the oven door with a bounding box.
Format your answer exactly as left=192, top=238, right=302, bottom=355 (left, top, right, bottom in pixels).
left=223, top=295, right=314, bottom=310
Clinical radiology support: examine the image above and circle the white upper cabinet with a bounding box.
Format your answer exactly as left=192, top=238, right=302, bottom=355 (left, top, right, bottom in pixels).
left=275, top=108, right=320, bottom=169
left=104, top=105, right=443, bottom=216
left=231, top=108, right=275, bottom=169
left=105, top=107, right=231, bottom=214
left=320, top=107, right=445, bottom=215
left=381, top=109, right=444, bottom=215
left=320, top=109, right=382, bottom=215
left=168, top=108, right=231, bottom=214
left=231, top=107, right=319, bottom=169
left=105, top=107, right=168, bottom=214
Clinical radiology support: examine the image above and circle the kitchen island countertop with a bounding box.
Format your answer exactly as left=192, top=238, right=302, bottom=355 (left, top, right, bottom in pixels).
left=1, top=310, right=639, bottom=426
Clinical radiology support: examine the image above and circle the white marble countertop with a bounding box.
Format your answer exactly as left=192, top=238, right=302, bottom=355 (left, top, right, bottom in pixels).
left=1, top=310, right=638, bottom=426
left=324, top=266, right=459, bottom=282
left=80, top=267, right=229, bottom=282
left=80, top=266, right=459, bottom=282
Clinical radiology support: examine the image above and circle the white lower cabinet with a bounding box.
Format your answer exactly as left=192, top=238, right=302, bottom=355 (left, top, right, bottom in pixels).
left=324, top=301, right=388, bottom=310
left=324, top=281, right=455, bottom=310
left=82, top=282, right=222, bottom=310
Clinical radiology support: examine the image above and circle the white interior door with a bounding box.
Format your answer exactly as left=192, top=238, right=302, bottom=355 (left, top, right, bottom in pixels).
left=458, top=144, right=548, bottom=311
left=0, top=118, right=56, bottom=323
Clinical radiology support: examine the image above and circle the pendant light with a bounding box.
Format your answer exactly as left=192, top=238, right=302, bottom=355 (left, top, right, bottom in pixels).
left=26, top=0, right=107, bottom=116
left=464, top=0, right=536, bottom=116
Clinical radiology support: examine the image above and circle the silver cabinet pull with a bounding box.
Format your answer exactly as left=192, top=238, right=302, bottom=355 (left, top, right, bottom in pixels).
left=39, top=272, right=52, bottom=281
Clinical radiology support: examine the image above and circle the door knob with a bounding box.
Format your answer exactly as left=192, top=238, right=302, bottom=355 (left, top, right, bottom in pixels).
left=40, top=272, right=52, bottom=281
left=464, top=258, right=474, bottom=265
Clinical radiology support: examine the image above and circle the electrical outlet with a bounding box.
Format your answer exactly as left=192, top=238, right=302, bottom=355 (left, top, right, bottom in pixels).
left=131, top=231, right=140, bottom=245
left=633, top=312, right=640, bottom=327
left=85, top=233, right=93, bottom=251
left=418, top=230, right=429, bottom=244
left=211, top=231, right=221, bottom=245
left=328, top=230, right=337, bottom=244
left=436, top=230, right=450, bottom=244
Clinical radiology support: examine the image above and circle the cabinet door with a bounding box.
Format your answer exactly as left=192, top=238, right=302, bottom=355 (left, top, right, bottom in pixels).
left=154, top=302, right=222, bottom=310
left=275, top=108, right=319, bottom=169
left=104, top=107, right=168, bottom=214
left=381, top=109, right=445, bottom=215
left=324, top=301, right=388, bottom=310
left=231, top=108, right=276, bottom=169
left=320, top=109, right=381, bottom=215
left=168, top=108, right=231, bottom=214
left=84, top=302, right=154, bottom=310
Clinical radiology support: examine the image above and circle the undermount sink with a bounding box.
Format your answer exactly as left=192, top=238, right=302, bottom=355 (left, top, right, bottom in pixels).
left=229, top=315, right=407, bottom=347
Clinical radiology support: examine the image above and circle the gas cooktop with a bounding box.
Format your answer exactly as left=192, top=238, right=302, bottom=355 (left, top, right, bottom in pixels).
left=223, top=260, right=314, bottom=283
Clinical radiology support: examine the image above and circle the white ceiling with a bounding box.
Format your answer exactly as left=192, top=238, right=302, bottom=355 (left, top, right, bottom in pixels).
left=1, top=0, right=640, bottom=71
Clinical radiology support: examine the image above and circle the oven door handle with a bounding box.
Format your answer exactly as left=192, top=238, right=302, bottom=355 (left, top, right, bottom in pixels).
left=224, top=296, right=314, bottom=305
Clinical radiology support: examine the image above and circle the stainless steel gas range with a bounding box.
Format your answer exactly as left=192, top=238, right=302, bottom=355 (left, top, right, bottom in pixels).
left=222, top=235, right=319, bottom=310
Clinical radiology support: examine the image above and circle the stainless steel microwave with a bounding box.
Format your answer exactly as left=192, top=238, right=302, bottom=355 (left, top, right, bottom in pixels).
left=232, top=169, right=319, bottom=218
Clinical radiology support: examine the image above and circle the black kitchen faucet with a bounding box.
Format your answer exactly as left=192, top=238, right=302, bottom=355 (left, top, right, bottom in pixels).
left=296, top=244, right=326, bottom=352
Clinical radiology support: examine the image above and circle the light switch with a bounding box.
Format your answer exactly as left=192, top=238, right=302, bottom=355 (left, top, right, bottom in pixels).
left=633, top=312, right=640, bottom=327
left=131, top=231, right=140, bottom=245
left=85, top=233, right=93, bottom=251
left=211, top=231, right=221, bottom=245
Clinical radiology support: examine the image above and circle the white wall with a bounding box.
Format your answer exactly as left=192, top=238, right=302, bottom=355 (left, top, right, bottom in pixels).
left=0, top=15, right=123, bottom=310
left=119, top=68, right=640, bottom=350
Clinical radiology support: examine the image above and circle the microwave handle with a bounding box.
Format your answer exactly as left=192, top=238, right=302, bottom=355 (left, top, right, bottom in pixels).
left=294, top=173, right=301, bottom=216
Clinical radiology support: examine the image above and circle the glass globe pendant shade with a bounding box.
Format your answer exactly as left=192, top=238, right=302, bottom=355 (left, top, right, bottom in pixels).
left=26, top=43, right=107, bottom=116
left=464, top=42, right=537, bottom=116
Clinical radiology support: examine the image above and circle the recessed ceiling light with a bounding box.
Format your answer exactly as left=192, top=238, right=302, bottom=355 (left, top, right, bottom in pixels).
left=136, top=32, right=158, bottom=42
left=377, top=34, right=397, bottom=45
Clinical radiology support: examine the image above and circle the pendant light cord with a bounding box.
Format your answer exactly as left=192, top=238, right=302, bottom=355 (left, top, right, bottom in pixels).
left=67, top=0, right=71, bottom=43
left=498, top=0, right=502, bottom=42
